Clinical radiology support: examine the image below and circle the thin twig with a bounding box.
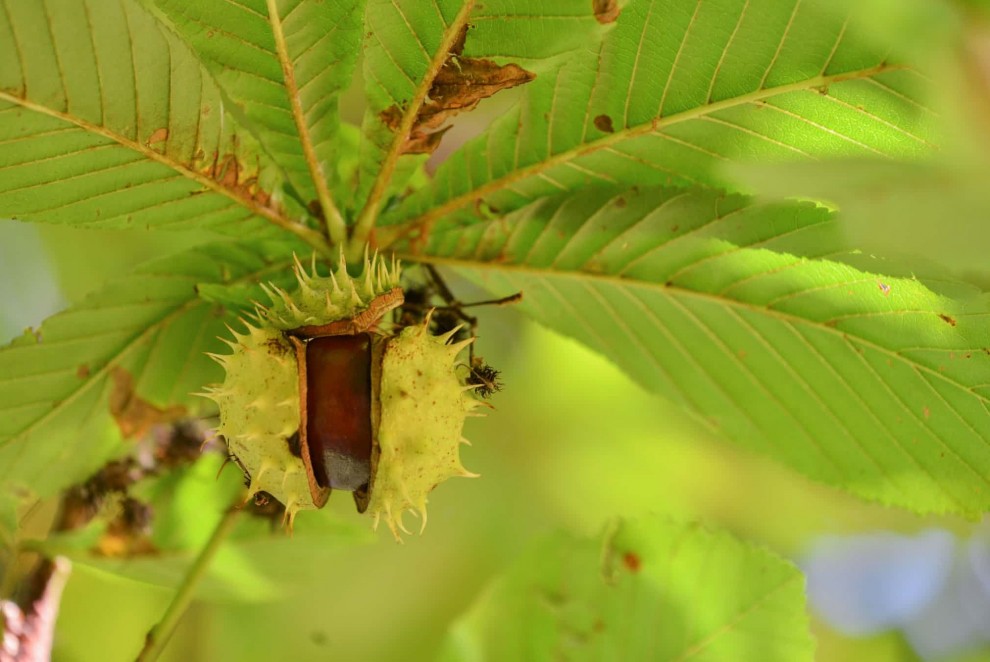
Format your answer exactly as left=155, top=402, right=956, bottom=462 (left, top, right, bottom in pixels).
left=135, top=501, right=244, bottom=662
left=347, top=1, right=477, bottom=261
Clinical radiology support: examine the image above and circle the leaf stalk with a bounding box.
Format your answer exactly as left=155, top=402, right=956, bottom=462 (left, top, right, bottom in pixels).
left=265, top=0, right=349, bottom=249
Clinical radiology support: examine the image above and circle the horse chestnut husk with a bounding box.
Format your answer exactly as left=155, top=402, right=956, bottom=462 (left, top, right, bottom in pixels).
left=203, top=253, right=478, bottom=538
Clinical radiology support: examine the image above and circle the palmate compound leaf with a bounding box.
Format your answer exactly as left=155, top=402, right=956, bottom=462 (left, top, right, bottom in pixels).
left=376, top=0, right=937, bottom=246
left=408, top=185, right=990, bottom=516
left=438, top=516, right=812, bottom=662
left=140, top=0, right=365, bottom=240
left=0, top=0, right=326, bottom=248
left=0, top=241, right=301, bottom=499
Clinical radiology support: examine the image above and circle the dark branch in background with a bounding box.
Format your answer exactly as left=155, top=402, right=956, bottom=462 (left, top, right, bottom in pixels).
left=1, top=557, right=71, bottom=662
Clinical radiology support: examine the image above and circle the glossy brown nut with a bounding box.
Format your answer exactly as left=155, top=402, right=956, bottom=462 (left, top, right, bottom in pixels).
left=305, top=334, right=373, bottom=492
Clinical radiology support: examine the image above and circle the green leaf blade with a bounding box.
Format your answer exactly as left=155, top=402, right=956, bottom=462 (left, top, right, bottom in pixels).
left=145, top=0, right=365, bottom=213
left=384, top=0, right=936, bottom=242
left=0, top=0, right=323, bottom=243
left=356, top=0, right=609, bottom=214
left=0, top=241, right=299, bottom=498
left=413, top=186, right=990, bottom=514
left=439, top=517, right=813, bottom=662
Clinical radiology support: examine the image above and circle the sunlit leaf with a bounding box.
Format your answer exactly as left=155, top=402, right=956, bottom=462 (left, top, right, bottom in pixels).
left=380, top=0, right=936, bottom=246
left=438, top=516, right=812, bottom=662
left=410, top=185, right=990, bottom=515
left=142, top=0, right=363, bottom=229
left=356, top=0, right=608, bottom=218
left=0, top=0, right=316, bottom=243
left=729, top=1, right=990, bottom=275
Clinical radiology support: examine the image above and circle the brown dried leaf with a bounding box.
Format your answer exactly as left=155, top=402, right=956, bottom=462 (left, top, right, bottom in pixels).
left=422, top=58, right=535, bottom=129
left=403, top=125, right=452, bottom=155
left=109, top=367, right=185, bottom=440
left=198, top=153, right=274, bottom=208
left=382, top=36, right=536, bottom=156
left=592, top=0, right=621, bottom=24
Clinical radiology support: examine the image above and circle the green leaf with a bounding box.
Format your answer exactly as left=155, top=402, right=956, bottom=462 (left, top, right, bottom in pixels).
left=0, top=241, right=299, bottom=498
left=0, top=0, right=321, bottom=246
left=141, top=0, right=363, bottom=239
left=728, top=1, right=990, bottom=275
left=380, top=0, right=936, bottom=245
left=438, top=517, right=812, bottom=662
left=410, top=185, right=990, bottom=515
left=355, top=0, right=608, bottom=225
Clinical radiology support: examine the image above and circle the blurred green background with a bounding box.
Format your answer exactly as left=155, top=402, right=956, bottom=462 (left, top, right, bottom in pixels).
left=2, top=219, right=980, bottom=662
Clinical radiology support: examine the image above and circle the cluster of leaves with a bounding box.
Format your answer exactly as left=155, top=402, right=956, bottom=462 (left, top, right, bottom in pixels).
left=1, top=0, right=989, bottom=659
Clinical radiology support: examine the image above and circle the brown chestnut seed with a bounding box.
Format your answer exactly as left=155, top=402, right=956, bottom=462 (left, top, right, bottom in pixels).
left=290, top=289, right=404, bottom=511
left=304, top=335, right=373, bottom=492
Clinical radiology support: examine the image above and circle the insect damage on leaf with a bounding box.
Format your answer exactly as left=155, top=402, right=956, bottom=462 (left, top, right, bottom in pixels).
left=380, top=26, right=536, bottom=156
left=592, top=0, right=621, bottom=24
left=198, top=153, right=274, bottom=208
left=594, top=114, right=615, bottom=133
left=146, top=127, right=169, bottom=146
left=109, top=367, right=185, bottom=440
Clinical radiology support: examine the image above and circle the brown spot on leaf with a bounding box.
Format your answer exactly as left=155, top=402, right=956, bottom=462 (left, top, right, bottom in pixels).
left=938, top=313, right=957, bottom=327
left=383, top=27, right=536, bottom=155
left=593, top=0, right=621, bottom=23
left=622, top=551, right=641, bottom=573
left=614, top=197, right=626, bottom=208
left=923, top=406, right=931, bottom=419
left=77, top=364, right=90, bottom=379
left=109, top=367, right=185, bottom=440
left=200, top=153, right=274, bottom=208
left=594, top=114, right=615, bottom=133
left=146, top=127, right=168, bottom=146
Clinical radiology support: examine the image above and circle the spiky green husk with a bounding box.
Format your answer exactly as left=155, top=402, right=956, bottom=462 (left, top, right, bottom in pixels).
left=369, top=322, right=479, bottom=540
left=202, top=321, right=311, bottom=526
left=261, top=251, right=400, bottom=330
left=203, top=251, right=401, bottom=525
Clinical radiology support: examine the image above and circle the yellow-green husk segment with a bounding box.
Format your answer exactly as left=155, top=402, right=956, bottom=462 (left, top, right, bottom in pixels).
left=262, top=251, right=400, bottom=330
left=370, top=320, right=480, bottom=540
left=204, top=323, right=310, bottom=522
left=202, top=252, right=401, bottom=527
